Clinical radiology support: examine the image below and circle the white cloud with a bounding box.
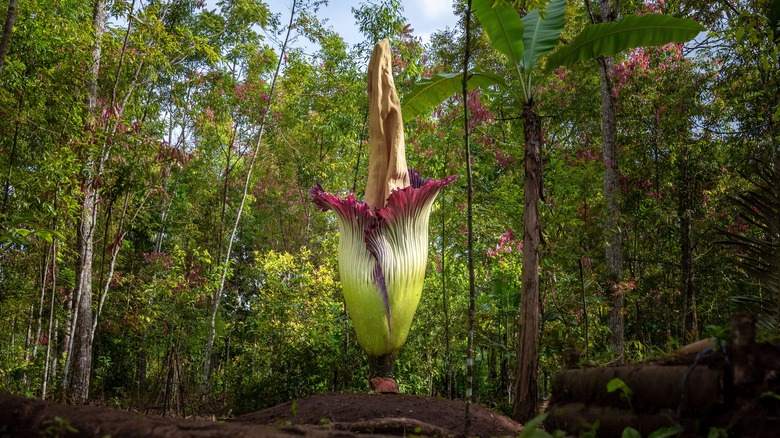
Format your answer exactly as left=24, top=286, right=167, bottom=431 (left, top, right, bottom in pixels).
left=415, top=0, right=454, bottom=21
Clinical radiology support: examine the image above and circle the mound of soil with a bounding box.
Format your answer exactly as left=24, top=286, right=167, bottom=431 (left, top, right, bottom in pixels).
left=0, top=391, right=522, bottom=437
left=235, top=392, right=522, bottom=437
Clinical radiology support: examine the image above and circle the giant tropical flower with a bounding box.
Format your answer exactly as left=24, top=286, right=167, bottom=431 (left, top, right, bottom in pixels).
left=310, top=39, right=456, bottom=379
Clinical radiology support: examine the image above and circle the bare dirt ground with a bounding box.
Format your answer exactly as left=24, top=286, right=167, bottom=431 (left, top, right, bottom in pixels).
left=0, top=391, right=523, bottom=437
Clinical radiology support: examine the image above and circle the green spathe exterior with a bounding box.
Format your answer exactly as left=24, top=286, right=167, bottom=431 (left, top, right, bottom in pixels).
left=310, top=171, right=456, bottom=360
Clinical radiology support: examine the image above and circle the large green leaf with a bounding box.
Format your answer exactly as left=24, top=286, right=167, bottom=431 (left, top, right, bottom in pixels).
left=473, top=0, right=524, bottom=68
left=401, top=71, right=507, bottom=122
left=545, top=14, right=705, bottom=71
left=521, top=0, right=567, bottom=72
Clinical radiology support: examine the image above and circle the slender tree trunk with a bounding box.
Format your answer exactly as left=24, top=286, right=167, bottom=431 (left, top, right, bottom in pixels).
left=33, top=248, right=50, bottom=360
left=68, top=188, right=97, bottom=403
left=679, top=146, right=697, bottom=342
left=441, top=212, right=453, bottom=399
left=2, top=93, right=22, bottom=214
left=0, top=0, right=18, bottom=75
left=60, top=287, right=72, bottom=390
left=24, top=303, right=33, bottom=360
left=513, top=99, right=542, bottom=423
left=461, top=1, right=475, bottom=434
left=591, top=0, right=624, bottom=363
left=65, top=0, right=107, bottom=404
left=91, top=188, right=145, bottom=346
left=42, top=242, right=57, bottom=399
left=598, top=53, right=624, bottom=360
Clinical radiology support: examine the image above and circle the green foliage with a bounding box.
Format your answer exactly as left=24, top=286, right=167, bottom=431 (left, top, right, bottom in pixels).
left=42, top=416, right=78, bottom=438
left=622, top=426, right=685, bottom=438
left=402, top=71, right=506, bottom=122
left=622, top=427, right=641, bottom=438
left=521, top=0, right=567, bottom=72
left=516, top=413, right=565, bottom=438
left=472, top=0, right=525, bottom=68
left=607, top=377, right=633, bottom=407
left=649, top=427, right=685, bottom=438
left=0, top=0, right=771, bottom=426
left=708, top=427, right=729, bottom=438
left=545, top=14, right=705, bottom=71
left=720, top=162, right=780, bottom=328
left=352, top=0, right=405, bottom=54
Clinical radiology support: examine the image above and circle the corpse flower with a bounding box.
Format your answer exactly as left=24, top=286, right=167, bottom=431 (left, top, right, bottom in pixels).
left=310, top=39, right=456, bottom=380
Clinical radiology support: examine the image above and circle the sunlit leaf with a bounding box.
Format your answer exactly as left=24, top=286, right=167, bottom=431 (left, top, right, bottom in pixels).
left=521, top=0, right=567, bottom=72
left=401, top=71, right=507, bottom=122
left=546, top=14, right=705, bottom=71
left=473, top=0, right=524, bottom=68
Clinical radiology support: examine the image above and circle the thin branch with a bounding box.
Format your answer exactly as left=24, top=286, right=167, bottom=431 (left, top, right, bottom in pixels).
left=584, top=0, right=597, bottom=24
left=112, top=0, right=137, bottom=106
left=203, top=0, right=298, bottom=388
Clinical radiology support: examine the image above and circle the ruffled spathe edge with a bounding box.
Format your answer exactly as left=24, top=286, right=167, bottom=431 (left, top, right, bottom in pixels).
left=310, top=168, right=457, bottom=268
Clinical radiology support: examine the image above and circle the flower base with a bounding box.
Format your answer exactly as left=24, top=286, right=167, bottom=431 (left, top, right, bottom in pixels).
left=368, top=352, right=397, bottom=379
left=369, top=377, right=399, bottom=394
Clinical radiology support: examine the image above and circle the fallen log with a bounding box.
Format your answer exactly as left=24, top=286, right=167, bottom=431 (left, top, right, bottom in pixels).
left=544, top=315, right=780, bottom=437
left=544, top=403, right=684, bottom=436
left=551, top=364, right=724, bottom=414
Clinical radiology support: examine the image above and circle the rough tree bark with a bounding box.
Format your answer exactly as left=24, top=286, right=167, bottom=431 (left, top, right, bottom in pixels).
left=0, top=0, right=18, bottom=75
left=592, top=0, right=624, bottom=361
left=65, top=0, right=106, bottom=404
left=513, top=99, right=542, bottom=422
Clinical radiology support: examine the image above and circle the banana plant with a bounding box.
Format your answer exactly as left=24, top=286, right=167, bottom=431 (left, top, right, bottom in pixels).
left=401, top=0, right=703, bottom=421
left=310, top=39, right=455, bottom=383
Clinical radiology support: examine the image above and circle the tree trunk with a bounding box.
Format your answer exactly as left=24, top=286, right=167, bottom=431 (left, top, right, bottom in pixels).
left=65, top=0, right=107, bottom=404
left=24, top=303, right=33, bottom=361
left=0, top=0, right=18, bottom=75
left=462, top=2, right=475, bottom=434
left=593, top=0, right=624, bottom=362
left=2, top=94, right=22, bottom=214
left=33, top=247, right=50, bottom=360
left=91, top=190, right=134, bottom=346
left=42, top=243, right=57, bottom=399
left=441, top=213, right=453, bottom=399
left=513, top=99, right=542, bottom=423
left=600, top=54, right=624, bottom=359
left=68, top=188, right=97, bottom=403
left=679, top=146, right=697, bottom=342
left=60, top=287, right=72, bottom=387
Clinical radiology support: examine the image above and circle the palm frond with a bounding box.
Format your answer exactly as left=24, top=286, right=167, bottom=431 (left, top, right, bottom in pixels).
left=729, top=295, right=779, bottom=332
left=719, top=160, right=780, bottom=327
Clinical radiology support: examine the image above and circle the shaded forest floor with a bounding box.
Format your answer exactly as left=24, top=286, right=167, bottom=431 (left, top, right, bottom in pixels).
left=0, top=391, right=522, bottom=437
left=4, top=317, right=779, bottom=437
